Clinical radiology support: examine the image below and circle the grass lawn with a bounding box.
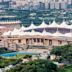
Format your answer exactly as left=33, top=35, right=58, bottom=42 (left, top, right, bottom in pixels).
left=0, top=54, right=32, bottom=68
left=0, top=57, right=22, bottom=68
left=64, top=65, right=72, bottom=72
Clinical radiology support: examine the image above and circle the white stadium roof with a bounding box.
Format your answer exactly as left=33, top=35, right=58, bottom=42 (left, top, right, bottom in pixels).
left=2, top=28, right=72, bottom=38
left=68, top=24, right=72, bottom=29
left=11, top=28, right=20, bottom=36
left=64, top=33, right=72, bottom=37
left=53, top=31, right=65, bottom=37
left=18, top=21, right=72, bottom=31
left=26, top=22, right=37, bottom=30
left=3, top=31, right=11, bottom=36
left=48, top=21, right=59, bottom=28
left=19, top=25, right=27, bottom=31
left=2, top=20, right=72, bottom=38
left=59, top=21, right=69, bottom=29
left=41, top=29, right=52, bottom=36
left=30, top=30, right=41, bottom=36
left=38, top=20, right=48, bottom=28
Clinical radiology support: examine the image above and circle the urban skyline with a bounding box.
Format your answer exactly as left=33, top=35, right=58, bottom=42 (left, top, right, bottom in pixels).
left=0, top=0, right=72, bottom=10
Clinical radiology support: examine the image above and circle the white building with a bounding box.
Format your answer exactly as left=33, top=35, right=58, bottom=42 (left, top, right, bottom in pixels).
left=10, top=0, right=28, bottom=8
left=10, top=0, right=72, bottom=9
left=47, top=0, right=72, bottom=9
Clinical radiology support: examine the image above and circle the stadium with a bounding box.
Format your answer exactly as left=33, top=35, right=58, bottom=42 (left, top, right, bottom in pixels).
left=1, top=20, right=72, bottom=51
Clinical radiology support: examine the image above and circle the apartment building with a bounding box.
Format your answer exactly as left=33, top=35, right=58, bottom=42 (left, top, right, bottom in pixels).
left=5, top=0, right=72, bottom=9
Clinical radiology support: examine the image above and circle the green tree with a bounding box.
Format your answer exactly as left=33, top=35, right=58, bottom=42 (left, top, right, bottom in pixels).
left=23, top=55, right=32, bottom=59
left=51, top=45, right=72, bottom=64
left=7, top=59, right=59, bottom=72
left=0, top=47, right=15, bottom=54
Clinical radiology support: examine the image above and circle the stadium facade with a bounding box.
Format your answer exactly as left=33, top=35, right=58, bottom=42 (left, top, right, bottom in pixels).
left=0, top=21, right=72, bottom=51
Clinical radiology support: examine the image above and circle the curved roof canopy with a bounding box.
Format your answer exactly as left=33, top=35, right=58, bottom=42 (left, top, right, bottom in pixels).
left=19, top=31, right=31, bottom=36
left=30, top=30, right=41, bottom=36
left=59, top=21, right=69, bottom=29
left=42, top=29, right=52, bottom=36
left=3, top=31, right=11, bottom=36
left=26, top=22, right=37, bottom=30
left=23, top=32, right=31, bottom=36
left=64, top=33, right=72, bottom=37
left=19, top=25, right=27, bottom=31
left=19, top=20, right=72, bottom=31
left=18, top=31, right=25, bottom=36
left=53, top=31, right=64, bottom=37
left=38, top=20, right=48, bottom=28
left=11, top=28, right=20, bottom=36
left=68, top=25, right=72, bottom=29
left=48, top=21, right=59, bottom=28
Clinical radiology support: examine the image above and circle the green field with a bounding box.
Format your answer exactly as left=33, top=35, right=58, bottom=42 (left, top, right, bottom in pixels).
left=64, top=65, right=72, bottom=72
